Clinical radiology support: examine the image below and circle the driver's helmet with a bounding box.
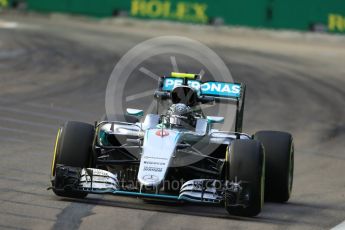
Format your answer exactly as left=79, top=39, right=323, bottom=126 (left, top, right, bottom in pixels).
left=165, top=103, right=196, bottom=128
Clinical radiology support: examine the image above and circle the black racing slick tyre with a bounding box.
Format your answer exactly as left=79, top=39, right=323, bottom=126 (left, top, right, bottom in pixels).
left=254, top=131, right=294, bottom=202
left=225, top=140, right=265, bottom=217
left=51, top=121, right=94, bottom=198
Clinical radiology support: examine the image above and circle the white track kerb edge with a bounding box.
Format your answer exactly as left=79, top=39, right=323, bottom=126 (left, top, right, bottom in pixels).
left=105, top=36, right=235, bottom=167
left=332, top=220, right=345, bottom=230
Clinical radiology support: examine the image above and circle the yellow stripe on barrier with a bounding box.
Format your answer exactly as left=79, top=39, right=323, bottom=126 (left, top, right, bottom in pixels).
left=171, top=72, right=197, bottom=79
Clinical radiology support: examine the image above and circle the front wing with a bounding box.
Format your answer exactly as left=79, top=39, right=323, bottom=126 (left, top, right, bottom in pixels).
left=52, top=165, right=249, bottom=206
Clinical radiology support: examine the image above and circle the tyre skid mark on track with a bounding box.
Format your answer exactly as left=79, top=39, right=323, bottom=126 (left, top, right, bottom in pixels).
left=0, top=98, right=94, bottom=117
left=0, top=210, right=55, bottom=222
left=0, top=117, right=57, bottom=130
left=0, top=176, right=49, bottom=188
left=297, top=150, right=345, bottom=161
left=0, top=105, right=79, bottom=122
left=0, top=126, right=53, bottom=138
left=0, top=137, right=28, bottom=143
left=0, top=190, right=52, bottom=202
left=282, top=201, right=345, bottom=213
left=0, top=199, right=62, bottom=211
left=1, top=166, right=48, bottom=176
left=0, top=224, right=28, bottom=230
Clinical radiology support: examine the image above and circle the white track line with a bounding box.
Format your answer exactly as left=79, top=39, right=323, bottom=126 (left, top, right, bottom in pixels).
left=332, top=220, right=345, bottom=230
left=0, top=20, right=18, bottom=29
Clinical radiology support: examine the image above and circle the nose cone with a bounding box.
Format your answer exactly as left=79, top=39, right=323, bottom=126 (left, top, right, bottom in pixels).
left=137, top=129, right=181, bottom=188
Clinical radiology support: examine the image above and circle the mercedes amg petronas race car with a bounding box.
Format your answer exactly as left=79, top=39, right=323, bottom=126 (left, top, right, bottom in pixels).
left=50, top=72, right=294, bottom=217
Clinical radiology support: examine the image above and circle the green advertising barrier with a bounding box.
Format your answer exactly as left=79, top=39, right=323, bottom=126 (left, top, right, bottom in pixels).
left=130, top=0, right=268, bottom=26
left=266, top=0, right=345, bottom=33
left=130, top=0, right=209, bottom=23
left=25, top=0, right=345, bottom=34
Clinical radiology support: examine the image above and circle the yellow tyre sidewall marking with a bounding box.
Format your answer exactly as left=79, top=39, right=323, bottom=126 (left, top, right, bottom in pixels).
left=225, top=146, right=229, bottom=162
left=261, top=152, right=265, bottom=208
left=225, top=146, right=229, bottom=179
left=51, top=128, right=61, bottom=176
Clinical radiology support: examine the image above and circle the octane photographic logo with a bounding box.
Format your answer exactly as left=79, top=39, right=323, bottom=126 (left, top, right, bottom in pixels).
left=105, top=36, right=236, bottom=167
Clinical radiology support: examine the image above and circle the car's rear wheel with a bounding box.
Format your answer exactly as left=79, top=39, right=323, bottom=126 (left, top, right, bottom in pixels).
left=225, top=139, right=265, bottom=217
left=254, top=131, right=294, bottom=202
left=51, top=121, right=94, bottom=198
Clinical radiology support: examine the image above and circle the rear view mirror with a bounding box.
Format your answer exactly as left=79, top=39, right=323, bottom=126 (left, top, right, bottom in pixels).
left=126, top=108, right=144, bottom=117
left=207, top=116, right=224, bottom=124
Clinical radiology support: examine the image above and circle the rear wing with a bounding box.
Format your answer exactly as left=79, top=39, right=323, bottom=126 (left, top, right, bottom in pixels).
left=155, top=73, right=246, bottom=132
left=162, top=77, right=242, bottom=99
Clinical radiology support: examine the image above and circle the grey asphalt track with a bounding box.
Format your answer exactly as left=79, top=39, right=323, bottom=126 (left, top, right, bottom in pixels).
left=0, top=13, right=344, bottom=230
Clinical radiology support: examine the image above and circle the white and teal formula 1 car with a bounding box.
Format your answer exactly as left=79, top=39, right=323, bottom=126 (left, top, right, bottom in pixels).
left=50, top=72, right=294, bottom=217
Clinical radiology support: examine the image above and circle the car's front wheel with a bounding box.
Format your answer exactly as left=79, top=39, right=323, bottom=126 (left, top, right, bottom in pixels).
left=225, top=139, right=265, bottom=217
left=51, top=121, right=94, bottom=198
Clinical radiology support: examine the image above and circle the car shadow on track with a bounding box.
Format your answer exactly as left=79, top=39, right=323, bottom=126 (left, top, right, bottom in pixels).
left=55, top=195, right=307, bottom=226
